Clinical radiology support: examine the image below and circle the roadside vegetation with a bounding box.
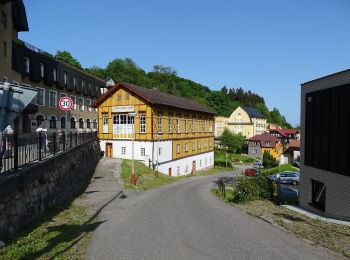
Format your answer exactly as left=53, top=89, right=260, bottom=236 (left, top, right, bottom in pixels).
left=212, top=191, right=350, bottom=258
left=0, top=202, right=96, bottom=260
left=121, top=160, right=228, bottom=191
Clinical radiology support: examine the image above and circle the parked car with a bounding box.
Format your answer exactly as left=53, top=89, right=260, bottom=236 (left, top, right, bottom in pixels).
left=253, top=160, right=264, bottom=169
left=268, top=171, right=300, bottom=185
left=245, top=168, right=259, bottom=177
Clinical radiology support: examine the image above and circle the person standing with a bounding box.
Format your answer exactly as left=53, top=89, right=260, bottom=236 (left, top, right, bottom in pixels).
left=36, top=123, right=48, bottom=154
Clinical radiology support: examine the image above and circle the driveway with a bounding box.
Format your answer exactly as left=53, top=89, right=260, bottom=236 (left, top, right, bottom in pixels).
left=85, top=167, right=342, bottom=260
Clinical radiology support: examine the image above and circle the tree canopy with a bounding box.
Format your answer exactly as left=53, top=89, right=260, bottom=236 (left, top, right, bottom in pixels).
left=54, top=50, right=82, bottom=69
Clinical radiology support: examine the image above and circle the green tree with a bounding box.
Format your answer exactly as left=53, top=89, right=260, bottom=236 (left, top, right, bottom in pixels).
left=220, top=129, right=245, bottom=153
left=262, top=150, right=278, bottom=168
left=55, top=50, right=82, bottom=69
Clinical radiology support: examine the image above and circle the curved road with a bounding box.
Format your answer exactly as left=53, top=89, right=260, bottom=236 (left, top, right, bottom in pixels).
left=86, top=172, right=341, bottom=260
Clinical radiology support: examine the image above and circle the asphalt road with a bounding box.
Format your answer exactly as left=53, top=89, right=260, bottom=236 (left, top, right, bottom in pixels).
left=85, top=171, right=341, bottom=260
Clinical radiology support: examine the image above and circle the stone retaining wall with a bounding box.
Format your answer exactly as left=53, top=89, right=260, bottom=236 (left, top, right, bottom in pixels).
left=0, top=139, right=100, bottom=239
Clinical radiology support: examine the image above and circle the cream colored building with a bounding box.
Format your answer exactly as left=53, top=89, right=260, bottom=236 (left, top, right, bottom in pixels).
left=214, top=116, right=229, bottom=138
left=226, top=105, right=267, bottom=138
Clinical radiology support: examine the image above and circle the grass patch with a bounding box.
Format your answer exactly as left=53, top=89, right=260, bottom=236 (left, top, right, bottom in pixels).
left=0, top=202, right=98, bottom=260
left=212, top=190, right=350, bottom=258
left=121, top=160, right=228, bottom=191
left=214, top=150, right=254, bottom=165
left=261, top=164, right=299, bottom=175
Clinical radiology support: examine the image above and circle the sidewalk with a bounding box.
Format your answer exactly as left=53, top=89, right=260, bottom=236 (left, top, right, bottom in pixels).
left=76, top=158, right=123, bottom=216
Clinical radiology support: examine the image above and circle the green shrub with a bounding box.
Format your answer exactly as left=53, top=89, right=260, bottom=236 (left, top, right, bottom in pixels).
left=263, top=150, right=278, bottom=168
left=230, top=177, right=261, bottom=203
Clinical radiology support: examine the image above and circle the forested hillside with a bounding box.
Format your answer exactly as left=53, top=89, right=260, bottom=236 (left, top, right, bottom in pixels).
left=56, top=52, right=292, bottom=128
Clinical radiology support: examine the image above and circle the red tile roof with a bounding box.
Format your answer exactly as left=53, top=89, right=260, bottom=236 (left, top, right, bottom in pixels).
left=92, top=82, right=216, bottom=114
left=269, top=128, right=299, bottom=138
left=248, top=132, right=279, bottom=148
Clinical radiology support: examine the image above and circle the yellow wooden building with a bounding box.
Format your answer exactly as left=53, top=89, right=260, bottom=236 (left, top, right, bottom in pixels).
left=92, top=82, right=216, bottom=176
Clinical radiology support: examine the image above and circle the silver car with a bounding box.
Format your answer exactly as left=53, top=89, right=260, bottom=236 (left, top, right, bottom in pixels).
left=278, top=171, right=300, bottom=185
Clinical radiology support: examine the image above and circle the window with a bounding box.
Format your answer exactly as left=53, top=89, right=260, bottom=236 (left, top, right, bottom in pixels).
left=141, top=148, right=145, bottom=157
left=192, top=116, right=195, bottom=133
left=185, top=116, right=188, bottom=133
left=125, top=93, right=129, bottom=100
left=3, top=41, right=7, bottom=57
left=176, top=144, right=180, bottom=154
left=79, top=97, right=84, bottom=111
left=185, top=164, right=188, bottom=173
left=158, top=147, right=162, bottom=156
left=205, top=158, right=207, bottom=165
left=71, top=96, right=77, bottom=110
left=102, top=114, right=108, bottom=133
left=177, top=115, right=181, bottom=133
left=64, top=72, right=68, bottom=86
left=209, top=121, right=213, bottom=132
left=49, top=116, right=56, bottom=129
left=70, top=118, right=76, bottom=129
left=200, top=159, right=202, bottom=167
left=204, top=141, right=207, bottom=148
left=177, top=166, right=180, bottom=176
left=79, top=118, right=84, bottom=129
left=86, top=99, right=91, bottom=112
left=93, top=120, right=97, bottom=129
left=204, top=119, right=207, bottom=132
left=86, top=119, right=91, bottom=129
left=37, top=88, right=45, bottom=106
left=61, top=116, right=66, bottom=129
left=25, top=57, right=30, bottom=73
left=140, top=113, right=146, bottom=133
left=168, top=113, right=173, bottom=133
left=121, top=146, right=126, bottom=155
left=81, top=79, right=84, bottom=90
left=117, top=94, right=121, bottom=101
left=36, top=114, right=44, bottom=126
left=185, top=143, right=188, bottom=152
left=49, top=91, right=57, bottom=107
left=2, top=12, right=7, bottom=29
left=73, top=76, right=76, bottom=90
left=198, top=140, right=201, bottom=149
left=192, top=142, right=195, bottom=151
left=198, top=119, right=201, bottom=132
left=53, top=68, right=57, bottom=82
left=253, top=148, right=258, bottom=154
left=112, top=114, right=134, bottom=136
left=158, top=113, right=162, bottom=133
left=265, top=141, right=271, bottom=147
left=40, top=63, right=44, bottom=78
left=209, top=140, right=212, bottom=148
left=311, top=180, right=326, bottom=212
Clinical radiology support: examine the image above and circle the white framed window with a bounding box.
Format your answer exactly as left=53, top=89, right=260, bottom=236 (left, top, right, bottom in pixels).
left=204, top=141, right=207, bottom=148
left=36, top=87, right=45, bottom=106
left=209, top=121, right=213, bottom=132
left=205, top=158, right=207, bottom=165
left=185, top=116, right=188, bottom=133
left=141, top=148, right=145, bottom=157
left=53, top=68, right=57, bottom=82
left=125, top=93, right=129, bottom=100
left=176, top=144, right=180, bottom=154
left=185, top=143, right=188, bottom=152
left=140, top=113, right=146, bottom=133
left=117, top=94, right=121, bottom=101
left=265, top=141, right=271, bottom=147
left=192, top=142, right=195, bottom=151
left=177, top=115, right=181, bottom=133
left=64, top=72, right=68, bottom=86
left=158, top=147, right=162, bottom=156
left=198, top=119, right=201, bottom=132
left=49, top=91, right=57, bottom=107
left=121, top=146, right=126, bottom=155
left=200, top=159, right=202, bottom=167
left=25, top=57, right=30, bottom=73
left=40, top=63, right=44, bottom=78
left=86, top=119, right=91, bottom=129
left=198, top=140, right=201, bottom=150
left=70, top=96, right=77, bottom=110
left=158, top=113, right=162, bottom=133
left=185, top=164, right=188, bottom=173
left=168, top=113, right=173, bottom=133
left=79, top=97, right=84, bottom=111
left=204, top=119, right=207, bottom=132
left=209, top=140, right=212, bottom=147
left=253, top=148, right=258, bottom=154
left=86, top=99, right=91, bottom=112
left=177, top=166, right=180, bottom=175
left=192, top=116, right=195, bottom=133
left=102, top=114, right=108, bottom=133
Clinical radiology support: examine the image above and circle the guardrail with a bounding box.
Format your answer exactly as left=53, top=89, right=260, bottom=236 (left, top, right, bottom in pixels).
left=0, top=131, right=97, bottom=174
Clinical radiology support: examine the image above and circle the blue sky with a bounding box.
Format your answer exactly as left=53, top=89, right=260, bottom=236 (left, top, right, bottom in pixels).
left=21, top=0, right=350, bottom=126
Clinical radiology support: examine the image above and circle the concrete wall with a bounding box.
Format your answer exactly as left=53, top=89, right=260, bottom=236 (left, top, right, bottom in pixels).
left=300, top=69, right=350, bottom=221
left=0, top=139, right=100, bottom=239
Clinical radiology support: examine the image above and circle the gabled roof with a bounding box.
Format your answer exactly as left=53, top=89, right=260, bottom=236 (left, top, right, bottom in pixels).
left=240, top=105, right=265, bottom=119
left=92, top=82, right=216, bottom=115
left=249, top=132, right=279, bottom=148
left=269, top=128, right=299, bottom=138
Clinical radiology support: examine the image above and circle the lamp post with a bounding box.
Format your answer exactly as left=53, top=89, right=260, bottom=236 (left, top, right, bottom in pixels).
left=128, top=112, right=137, bottom=185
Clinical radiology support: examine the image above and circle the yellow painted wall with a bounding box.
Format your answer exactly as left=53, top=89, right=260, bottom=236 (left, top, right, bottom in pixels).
left=262, top=142, right=282, bottom=160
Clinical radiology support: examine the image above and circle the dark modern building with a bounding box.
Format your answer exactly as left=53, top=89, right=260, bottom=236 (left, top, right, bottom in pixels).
left=300, top=68, right=350, bottom=221
left=0, top=0, right=105, bottom=134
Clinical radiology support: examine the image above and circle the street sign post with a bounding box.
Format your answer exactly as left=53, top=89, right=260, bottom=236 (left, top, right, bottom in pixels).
left=59, top=97, right=73, bottom=150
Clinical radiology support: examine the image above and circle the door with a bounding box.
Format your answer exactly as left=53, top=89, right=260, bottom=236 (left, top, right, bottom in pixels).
left=106, top=143, right=113, bottom=157
left=192, top=161, right=196, bottom=174
left=168, top=167, right=172, bottom=176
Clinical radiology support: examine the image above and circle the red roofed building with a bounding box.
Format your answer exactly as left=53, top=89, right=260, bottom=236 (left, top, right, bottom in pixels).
left=269, top=128, right=300, bottom=146
left=247, top=132, right=282, bottom=159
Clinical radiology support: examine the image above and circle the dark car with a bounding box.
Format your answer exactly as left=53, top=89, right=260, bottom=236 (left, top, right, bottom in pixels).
left=245, top=168, right=259, bottom=177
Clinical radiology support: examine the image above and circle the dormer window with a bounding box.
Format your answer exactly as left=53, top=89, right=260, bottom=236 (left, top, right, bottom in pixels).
left=24, top=57, right=30, bottom=73
left=40, top=63, right=44, bottom=78
left=53, top=68, right=57, bottom=81
left=64, top=72, right=68, bottom=86
left=265, top=141, right=271, bottom=147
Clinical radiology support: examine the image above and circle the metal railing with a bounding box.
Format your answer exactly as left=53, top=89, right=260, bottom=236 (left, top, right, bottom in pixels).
left=0, top=131, right=97, bottom=174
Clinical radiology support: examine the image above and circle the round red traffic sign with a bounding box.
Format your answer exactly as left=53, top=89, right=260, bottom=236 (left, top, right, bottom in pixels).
left=59, top=97, right=73, bottom=111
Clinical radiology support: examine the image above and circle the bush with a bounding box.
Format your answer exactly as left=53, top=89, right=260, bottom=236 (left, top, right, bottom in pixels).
left=214, top=160, right=233, bottom=168
left=263, top=151, right=278, bottom=168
